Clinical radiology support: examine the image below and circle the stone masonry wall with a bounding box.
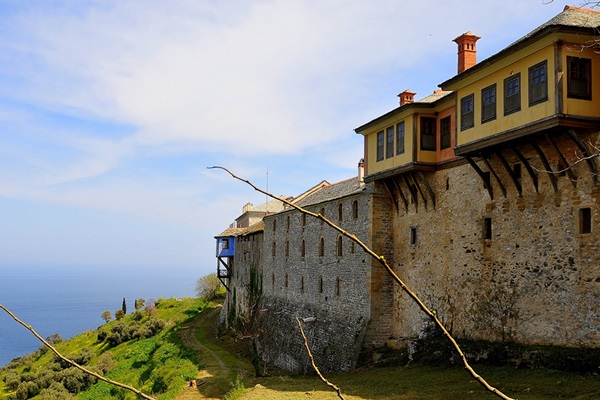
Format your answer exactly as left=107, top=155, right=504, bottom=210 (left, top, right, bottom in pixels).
left=388, top=131, right=599, bottom=348
left=261, top=189, right=375, bottom=373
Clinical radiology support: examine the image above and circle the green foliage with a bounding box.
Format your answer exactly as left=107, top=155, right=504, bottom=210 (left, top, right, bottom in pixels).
left=114, top=309, right=125, bottom=321
left=121, top=298, right=127, bottom=315
left=134, top=298, right=145, bottom=310
left=101, top=310, right=112, bottom=323
left=0, top=298, right=207, bottom=400
left=223, top=377, right=246, bottom=400
left=195, top=273, right=224, bottom=300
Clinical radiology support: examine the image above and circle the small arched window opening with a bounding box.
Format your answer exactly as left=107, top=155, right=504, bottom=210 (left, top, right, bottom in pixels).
left=302, top=213, right=307, bottom=227
left=286, top=215, right=290, bottom=231
left=319, top=277, right=323, bottom=294
left=318, top=237, right=325, bottom=257
left=285, top=273, right=288, bottom=288
left=271, top=241, right=276, bottom=257
left=301, top=239, right=306, bottom=257
left=337, top=235, right=343, bottom=257
left=285, top=240, right=290, bottom=257
left=352, top=200, right=358, bottom=219
left=336, top=277, right=341, bottom=296
left=338, top=202, right=343, bottom=221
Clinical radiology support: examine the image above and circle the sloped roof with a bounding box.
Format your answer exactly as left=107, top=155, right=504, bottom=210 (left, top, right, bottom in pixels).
left=215, top=221, right=265, bottom=238
left=440, top=6, right=600, bottom=88
left=354, top=91, right=453, bottom=133
left=295, top=177, right=364, bottom=207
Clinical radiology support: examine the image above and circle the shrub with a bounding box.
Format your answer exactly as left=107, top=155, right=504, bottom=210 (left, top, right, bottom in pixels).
left=3, top=371, right=21, bottom=391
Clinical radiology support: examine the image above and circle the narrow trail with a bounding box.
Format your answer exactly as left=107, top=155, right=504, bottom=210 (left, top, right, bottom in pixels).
left=176, top=305, right=248, bottom=400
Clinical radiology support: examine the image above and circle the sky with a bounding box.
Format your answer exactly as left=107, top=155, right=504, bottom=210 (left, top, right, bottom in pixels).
left=0, top=0, right=574, bottom=276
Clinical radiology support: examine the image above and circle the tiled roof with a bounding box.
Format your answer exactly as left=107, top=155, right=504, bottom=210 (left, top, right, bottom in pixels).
left=215, top=221, right=265, bottom=238
left=416, top=91, right=453, bottom=104
left=295, top=177, right=364, bottom=207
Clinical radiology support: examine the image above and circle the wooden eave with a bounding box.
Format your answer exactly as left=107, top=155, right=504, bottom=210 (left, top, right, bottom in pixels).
left=454, top=115, right=600, bottom=157
left=355, top=103, right=433, bottom=135
left=363, top=157, right=466, bottom=183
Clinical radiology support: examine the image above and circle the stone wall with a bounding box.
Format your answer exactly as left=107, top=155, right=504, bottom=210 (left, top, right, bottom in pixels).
left=261, top=188, right=381, bottom=372
left=388, top=130, right=599, bottom=348
left=220, top=230, right=264, bottom=328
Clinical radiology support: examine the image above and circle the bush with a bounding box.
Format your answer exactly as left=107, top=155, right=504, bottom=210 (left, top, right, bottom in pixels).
left=3, top=371, right=21, bottom=390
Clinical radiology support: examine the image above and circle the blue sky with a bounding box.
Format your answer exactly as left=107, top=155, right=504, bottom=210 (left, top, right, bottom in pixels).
left=0, top=1, right=571, bottom=275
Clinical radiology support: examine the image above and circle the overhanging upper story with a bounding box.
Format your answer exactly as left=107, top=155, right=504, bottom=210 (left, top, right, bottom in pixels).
left=355, top=6, right=600, bottom=183
left=441, top=6, right=600, bottom=157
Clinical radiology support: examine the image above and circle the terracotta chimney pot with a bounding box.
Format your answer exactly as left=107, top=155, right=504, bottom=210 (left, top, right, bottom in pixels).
left=453, top=31, right=480, bottom=73
left=398, top=89, right=416, bottom=106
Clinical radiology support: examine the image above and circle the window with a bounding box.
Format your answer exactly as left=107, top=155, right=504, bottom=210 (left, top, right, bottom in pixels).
left=336, top=278, right=341, bottom=296
left=222, top=238, right=229, bottom=250
left=320, top=207, right=325, bottom=225
left=301, top=276, right=304, bottom=293
left=350, top=241, right=356, bottom=253
left=504, top=73, right=521, bottom=115
left=484, top=217, right=493, bottom=240
left=420, top=117, right=436, bottom=151
left=272, top=273, right=275, bottom=288
left=272, top=219, right=276, bottom=232
left=461, top=94, right=474, bottom=130
left=338, top=202, right=343, bottom=221
left=301, top=239, right=305, bottom=257
left=337, top=235, right=343, bottom=257
left=440, top=116, right=451, bottom=149
left=529, top=60, right=548, bottom=105
left=396, top=121, right=405, bottom=155
left=386, top=126, right=394, bottom=158
left=285, top=240, right=289, bottom=257
left=580, top=207, right=592, bottom=234
left=319, top=277, right=323, bottom=294
left=318, top=237, right=325, bottom=257
left=271, top=242, right=276, bottom=257
left=302, top=213, right=306, bottom=227
left=481, top=84, right=496, bottom=123
left=352, top=200, right=358, bottom=219
left=286, top=215, right=290, bottom=231
left=285, top=273, right=288, bottom=288
left=376, top=131, right=384, bottom=161
left=567, top=57, right=592, bottom=100
left=410, top=226, right=417, bottom=246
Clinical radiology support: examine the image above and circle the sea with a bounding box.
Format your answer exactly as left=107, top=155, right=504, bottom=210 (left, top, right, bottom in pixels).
left=0, top=265, right=200, bottom=367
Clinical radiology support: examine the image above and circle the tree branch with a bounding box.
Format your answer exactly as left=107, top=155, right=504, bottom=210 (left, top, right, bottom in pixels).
left=295, top=317, right=345, bottom=400
left=0, top=304, right=157, bottom=400
left=209, top=165, right=516, bottom=400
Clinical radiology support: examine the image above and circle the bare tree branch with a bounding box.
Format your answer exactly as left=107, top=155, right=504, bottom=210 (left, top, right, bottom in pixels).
left=209, top=165, right=516, bottom=400
left=296, top=317, right=345, bottom=400
left=0, top=304, right=157, bottom=400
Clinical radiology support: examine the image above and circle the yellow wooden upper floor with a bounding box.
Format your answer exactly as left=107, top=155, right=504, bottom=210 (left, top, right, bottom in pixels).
left=355, top=6, right=600, bottom=180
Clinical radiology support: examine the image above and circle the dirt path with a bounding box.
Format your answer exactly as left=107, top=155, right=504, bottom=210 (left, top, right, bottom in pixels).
left=176, top=306, right=248, bottom=400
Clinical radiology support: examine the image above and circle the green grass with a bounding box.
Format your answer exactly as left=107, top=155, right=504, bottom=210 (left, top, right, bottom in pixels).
left=2, top=297, right=599, bottom=400
left=0, top=297, right=209, bottom=400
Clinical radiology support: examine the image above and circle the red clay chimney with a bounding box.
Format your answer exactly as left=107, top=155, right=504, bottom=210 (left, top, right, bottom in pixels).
left=453, top=31, right=480, bottom=73
left=398, top=89, right=416, bottom=106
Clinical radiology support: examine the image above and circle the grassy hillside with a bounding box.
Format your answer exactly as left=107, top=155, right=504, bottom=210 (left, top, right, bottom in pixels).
left=2, top=297, right=599, bottom=400
left=0, top=297, right=209, bottom=400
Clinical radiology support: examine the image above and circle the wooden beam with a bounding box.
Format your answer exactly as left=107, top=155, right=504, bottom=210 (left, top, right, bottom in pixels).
left=481, top=152, right=507, bottom=198
left=511, top=146, right=539, bottom=193
left=409, top=172, right=428, bottom=210
left=531, top=141, right=559, bottom=193
left=391, top=177, right=409, bottom=212
left=546, top=133, right=577, bottom=187
left=495, top=150, right=522, bottom=197
left=465, top=156, right=493, bottom=200
left=566, top=128, right=599, bottom=185
left=382, top=178, right=399, bottom=213
left=402, top=174, right=418, bottom=210
left=415, top=170, right=436, bottom=209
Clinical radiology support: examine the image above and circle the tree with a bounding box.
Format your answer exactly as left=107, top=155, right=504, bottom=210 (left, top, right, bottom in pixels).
left=134, top=298, right=145, bottom=310
left=122, top=298, right=127, bottom=315
left=115, top=309, right=125, bottom=320
left=101, top=311, right=112, bottom=324
left=195, top=273, right=223, bottom=300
